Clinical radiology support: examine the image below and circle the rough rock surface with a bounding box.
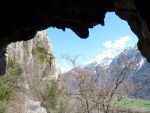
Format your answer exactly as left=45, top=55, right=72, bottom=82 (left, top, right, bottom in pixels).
left=0, top=45, right=7, bottom=74
left=0, top=0, right=150, bottom=74
left=25, top=98, right=47, bottom=113
left=4, top=31, right=60, bottom=113
left=115, top=0, right=150, bottom=62
left=0, top=0, right=114, bottom=43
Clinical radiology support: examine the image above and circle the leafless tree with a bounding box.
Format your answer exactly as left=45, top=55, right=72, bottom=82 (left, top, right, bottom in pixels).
left=57, top=54, right=142, bottom=113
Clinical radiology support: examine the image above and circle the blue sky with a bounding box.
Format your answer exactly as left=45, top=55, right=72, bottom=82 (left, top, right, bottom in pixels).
left=46, top=12, right=138, bottom=72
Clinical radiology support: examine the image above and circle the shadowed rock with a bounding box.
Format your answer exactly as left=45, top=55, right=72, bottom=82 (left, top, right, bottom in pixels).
left=0, top=0, right=150, bottom=74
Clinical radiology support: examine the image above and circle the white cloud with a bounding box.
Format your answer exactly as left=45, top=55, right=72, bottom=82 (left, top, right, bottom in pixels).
left=85, top=35, right=132, bottom=65
left=103, top=41, right=112, bottom=48
left=113, top=35, right=131, bottom=49
left=102, top=35, right=131, bottom=50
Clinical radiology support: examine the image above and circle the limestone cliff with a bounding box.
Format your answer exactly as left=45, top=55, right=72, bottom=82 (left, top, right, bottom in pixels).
left=2, top=31, right=60, bottom=113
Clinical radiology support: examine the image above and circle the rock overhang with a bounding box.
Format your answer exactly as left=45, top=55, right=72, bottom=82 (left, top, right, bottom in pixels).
left=0, top=0, right=150, bottom=74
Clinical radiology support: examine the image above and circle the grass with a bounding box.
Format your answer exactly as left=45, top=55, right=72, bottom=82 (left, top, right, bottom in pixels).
left=117, top=98, right=150, bottom=110
left=7, top=58, right=22, bottom=77
left=32, top=44, right=48, bottom=62
left=0, top=78, right=15, bottom=113
left=45, top=81, right=58, bottom=110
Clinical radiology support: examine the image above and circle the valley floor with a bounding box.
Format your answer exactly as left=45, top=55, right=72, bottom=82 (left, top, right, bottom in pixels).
left=116, top=98, right=150, bottom=113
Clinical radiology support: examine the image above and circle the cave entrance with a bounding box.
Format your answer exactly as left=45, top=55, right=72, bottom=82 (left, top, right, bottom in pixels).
left=47, top=12, right=150, bottom=110
left=47, top=12, right=138, bottom=72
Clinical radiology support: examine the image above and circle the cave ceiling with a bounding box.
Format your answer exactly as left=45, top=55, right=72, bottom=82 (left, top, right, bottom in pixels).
left=0, top=0, right=150, bottom=60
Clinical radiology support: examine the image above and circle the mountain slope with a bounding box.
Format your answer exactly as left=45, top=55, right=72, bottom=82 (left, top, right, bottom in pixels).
left=63, top=46, right=150, bottom=100
left=84, top=46, right=150, bottom=99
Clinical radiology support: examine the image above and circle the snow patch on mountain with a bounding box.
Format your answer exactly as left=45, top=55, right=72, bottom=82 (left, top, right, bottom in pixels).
left=139, top=58, right=145, bottom=68
left=84, top=35, right=133, bottom=66
left=84, top=47, right=133, bottom=68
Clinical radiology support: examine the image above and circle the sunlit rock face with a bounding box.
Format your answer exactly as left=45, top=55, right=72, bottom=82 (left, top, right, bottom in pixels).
left=0, top=0, right=150, bottom=74
left=25, top=98, right=47, bottom=113
left=4, top=31, right=60, bottom=113
left=7, top=31, right=59, bottom=77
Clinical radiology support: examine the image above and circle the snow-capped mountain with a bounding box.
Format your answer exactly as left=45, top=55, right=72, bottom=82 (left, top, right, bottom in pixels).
left=84, top=46, right=137, bottom=72
left=84, top=46, right=150, bottom=99
left=62, top=46, right=150, bottom=99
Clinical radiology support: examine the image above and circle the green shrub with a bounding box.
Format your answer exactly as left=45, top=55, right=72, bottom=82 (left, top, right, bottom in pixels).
left=7, top=58, right=22, bottom=77
left=45, top=81, right=58, bottom=110
left=0, top=58, right=20, bottom=112
left=33, top=44, right=48, bottom=62
left=44, top=82, right=67, bottom=113
left=0, top=79, right=13, bottom=101
left=0, top=79, right=14, bottom=112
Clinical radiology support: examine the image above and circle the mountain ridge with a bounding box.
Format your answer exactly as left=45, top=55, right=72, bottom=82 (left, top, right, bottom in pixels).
left=84, top=46, right=150, bottom=100
left=64, top=46, right=150, bottom=100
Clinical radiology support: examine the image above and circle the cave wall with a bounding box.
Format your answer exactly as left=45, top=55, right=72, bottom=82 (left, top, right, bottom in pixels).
left=115, top=0, right=150, bottom=62
left=0, top=0, right=150, bottom=74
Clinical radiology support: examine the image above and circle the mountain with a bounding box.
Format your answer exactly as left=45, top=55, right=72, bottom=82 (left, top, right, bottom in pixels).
left=63, top=46, right=150, bottom=100
left=84, top=46, right=150, bottom=100
left=0, top=31, right=60, bottom=113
